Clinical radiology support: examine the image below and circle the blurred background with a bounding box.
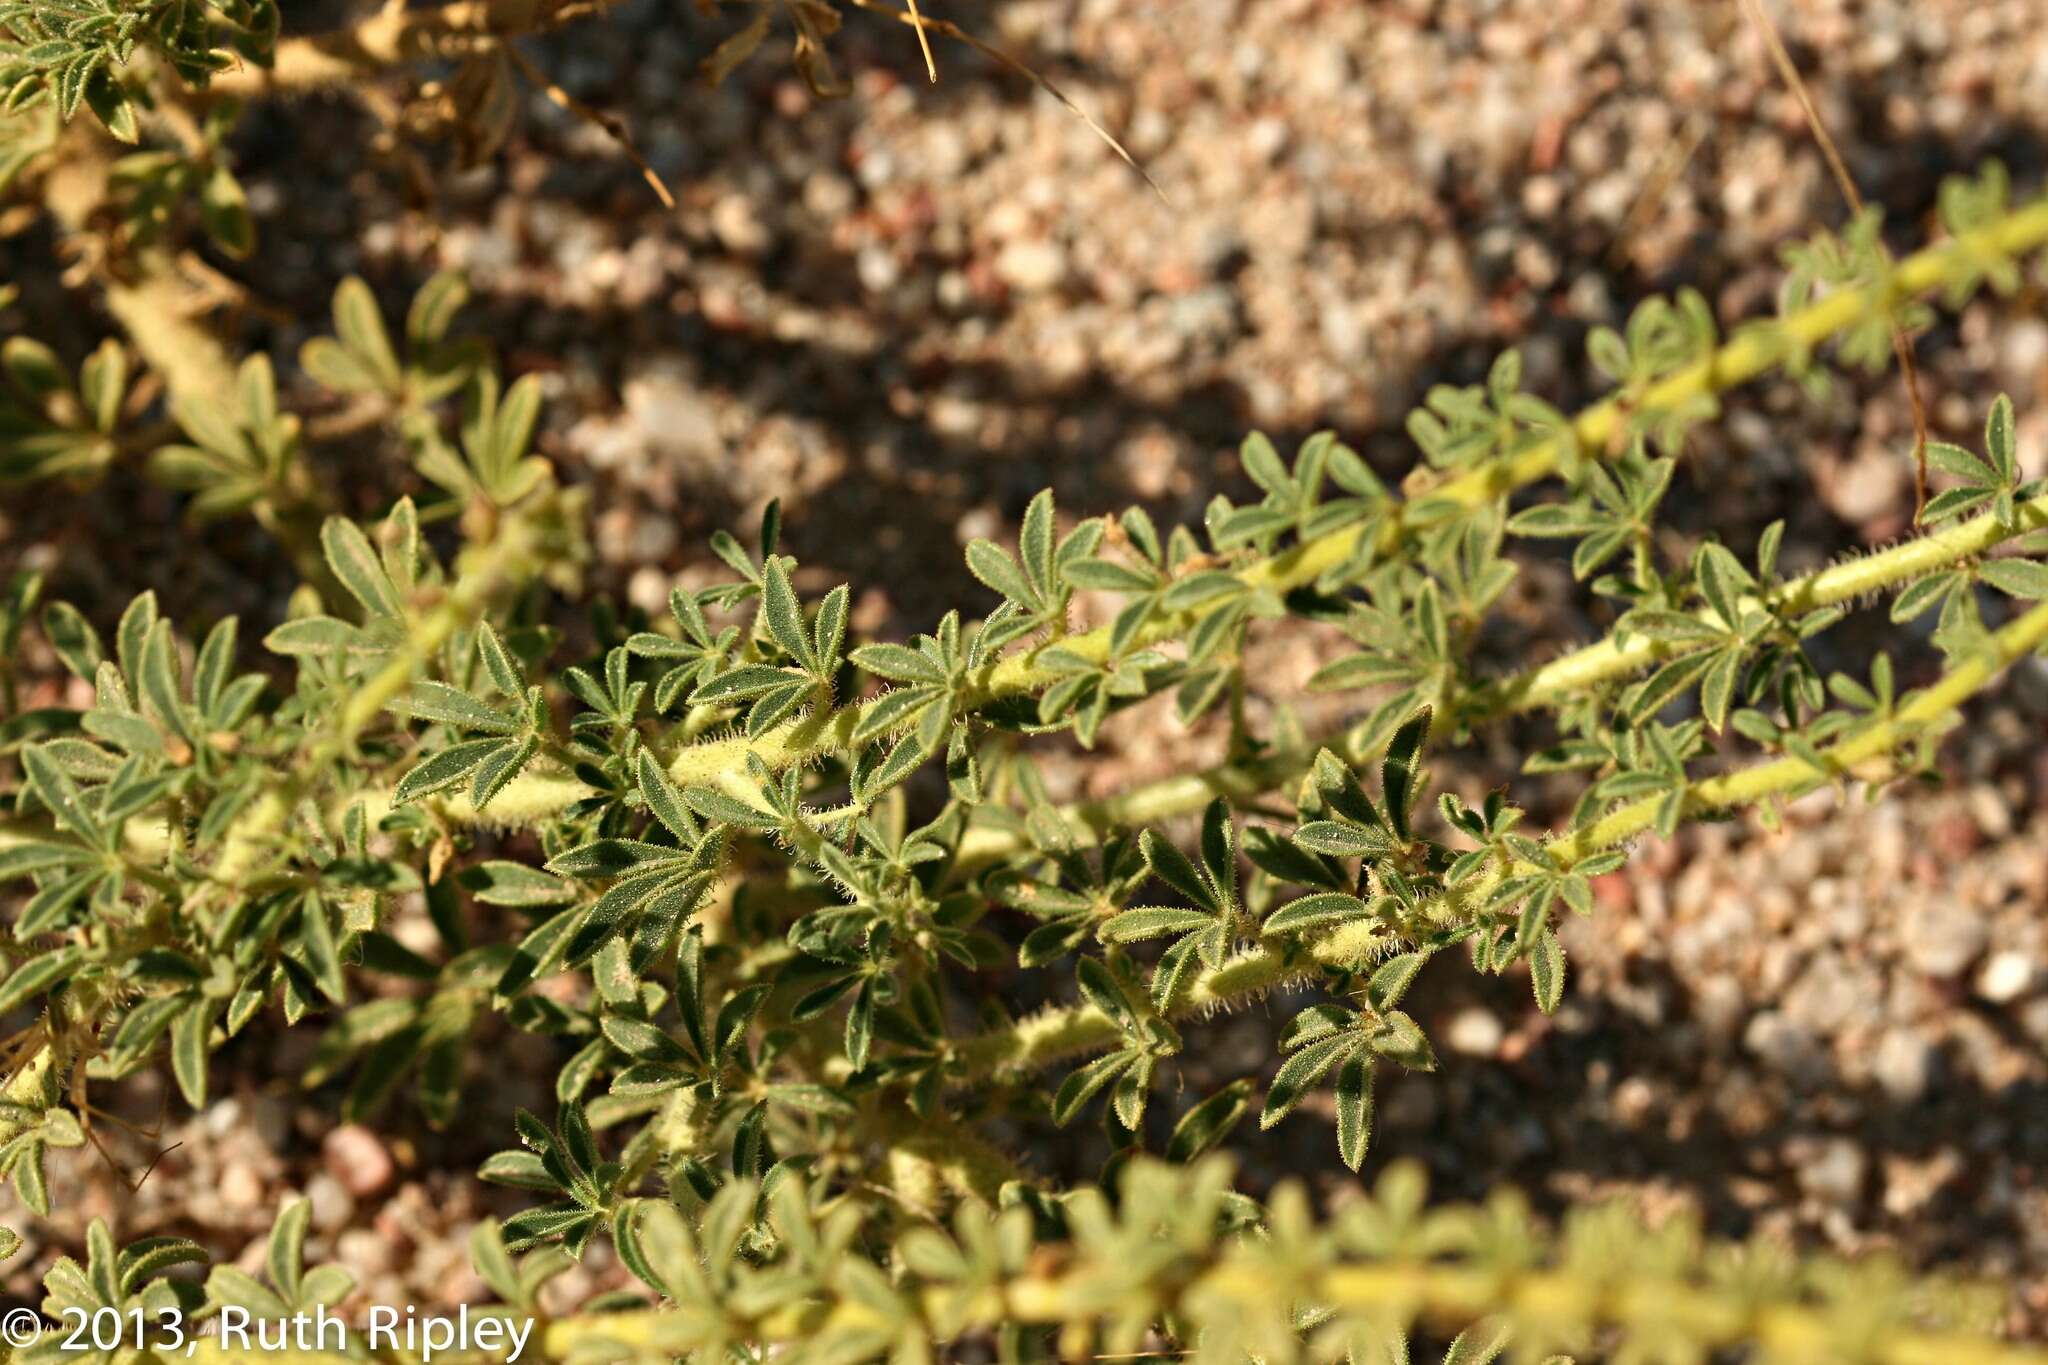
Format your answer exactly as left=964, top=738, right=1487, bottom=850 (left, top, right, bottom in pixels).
left=4, top=0, right=2048, bottom=1335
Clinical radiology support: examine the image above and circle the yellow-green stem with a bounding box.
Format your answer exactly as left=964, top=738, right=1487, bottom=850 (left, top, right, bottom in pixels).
left=658, top=198, right=2048, bottom=802
left=955, top=599, right=2048, bottom=1080
left=1504, top=490, right=2048, bottom=710
left=937, top=490, right=2048, bottom=879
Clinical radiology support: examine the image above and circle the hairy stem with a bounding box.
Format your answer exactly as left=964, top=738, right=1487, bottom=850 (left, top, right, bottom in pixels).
left=1501, top=491, right=2048, bottom=710
left=655, top=197, right=2048, bottom=802
left=417, top=488, right=2048, bottom=884
left=208, top=507, right=557, bottom=893
left=942, top=489, right=2048, bottom=874
left=953, top=598, right=2048, bottom=1081
left=382, top=210, right=2048, bottom=838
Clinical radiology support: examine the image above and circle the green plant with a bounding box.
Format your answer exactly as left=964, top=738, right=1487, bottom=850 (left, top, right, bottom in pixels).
left=0, top=169, right=2044, bottom=1358
left=5, top=3, right=2048, bottom=1360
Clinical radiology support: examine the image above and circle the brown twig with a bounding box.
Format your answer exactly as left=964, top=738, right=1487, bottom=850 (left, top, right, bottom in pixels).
left=904, top=0, right=937, bottom=82
left=498, top=43, right=676, bottom=208
left=209, top=0, right=607, bottom=96
left=848, top=0, right=1165, bottom=201
left=1740, top=0, right=1931, bottom=523
left=41, top=133, right=240, bottom=410
left=1606, top=113, right=1708, bottom=271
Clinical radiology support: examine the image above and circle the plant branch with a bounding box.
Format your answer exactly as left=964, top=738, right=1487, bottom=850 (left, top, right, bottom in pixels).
left=38, top=129, right=334, bottom=588
left=655, top=197, right=2048, bottom=806
left=412, top=486, right=2048, bottom=891
left=1498, top=490, right=2048, bottom=710
left=952, top=597, right=2048, bottom=1082
left=940, top=489, right=2048, bottom=875
left=209, top=1, right=606, bottom=96
left=41, top=134, right=238, bottom=410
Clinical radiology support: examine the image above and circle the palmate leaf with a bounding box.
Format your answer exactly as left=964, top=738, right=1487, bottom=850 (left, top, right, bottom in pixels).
left=1097, top=906, right=1214, bottom=944
left=21, top=742, right=106, bottom=846
left=1258, top=989, right=1433, bottom=1169
left=1165, top=1079, right=1253, bottom=1162
left=466, top=372, right=544, bottom=495
left=537, top=824, right=726, bottom=978
left=387, top=632, right=548, bottom=808
left=392, top=738, right=504, bottom=803
left=1922, top=393, right=2038, bottom=525
left=322, top=516, right=402, bottom=619
left=965, top=537, right=1040, bottom=615
left=1052, top=1049, right=1136, bottom=1126
left=1261, top=892, right=1371, bottom=935
left=688, top=661, right=816, bottom=736
left=964, top=490, right=1105, bottom=638
left=1260, top=1034, right=1354, bottom=1130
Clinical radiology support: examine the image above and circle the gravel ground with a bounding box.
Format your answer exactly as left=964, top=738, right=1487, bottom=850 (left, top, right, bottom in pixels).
left=4, top=0, right=2048, bottom=1341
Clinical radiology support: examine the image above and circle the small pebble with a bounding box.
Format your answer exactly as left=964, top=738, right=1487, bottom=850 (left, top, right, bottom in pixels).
left=304, top=1173, right=355, bottom=1231
left=322, top=1125, right=396, bottom=1198
left=1872, top=1029, right=1937, bottom=1104
left=220, top=1161, right=265, bottom=1212
left=337, top=1228, right=396, bottom=1278
left=1900, top=905, right=1988, bottom=979
left=993, top=240, right=1067, bottom=293
left=1744, top=1011, right=1826, bottom=1083
left=1798, top=1137, right=1867, bottom=1207
left=1976, top=950, right=2036, bottom=1005
left=709, top=194, right=770, bottom=256
left=1445, top=1007, right=1504, bottom=1058
left=204, top=1099, right=243, bottom=1140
